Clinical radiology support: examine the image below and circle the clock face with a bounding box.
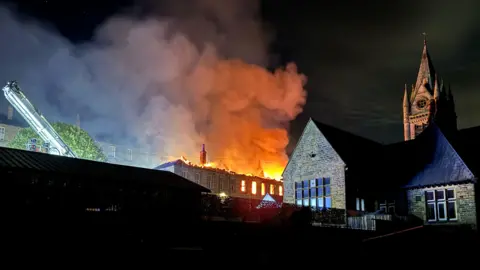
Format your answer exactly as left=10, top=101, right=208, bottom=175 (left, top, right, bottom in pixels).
left=416, top=98, right=428, bottom=109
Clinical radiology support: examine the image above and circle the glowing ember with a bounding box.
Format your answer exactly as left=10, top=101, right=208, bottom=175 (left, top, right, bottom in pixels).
left=174, top=155, right=283, bottom=181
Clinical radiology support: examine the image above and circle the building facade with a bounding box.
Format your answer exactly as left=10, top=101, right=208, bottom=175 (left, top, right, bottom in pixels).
left=155, top=158, right=283, bottom=202
left=283, top=39, right=479, bottom=230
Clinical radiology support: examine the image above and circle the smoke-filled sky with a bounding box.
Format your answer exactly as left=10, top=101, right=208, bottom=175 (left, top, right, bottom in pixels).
left=0, top=0, right=308, bottom=176
left=1, top=0, right=480, bottom=159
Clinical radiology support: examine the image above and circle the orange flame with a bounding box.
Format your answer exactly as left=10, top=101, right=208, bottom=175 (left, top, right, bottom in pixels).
left=175, top=155, right=283, bottom=181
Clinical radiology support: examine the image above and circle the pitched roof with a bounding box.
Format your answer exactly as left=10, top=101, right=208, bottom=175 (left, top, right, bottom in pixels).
left=311, top=119, right=383, bottom=166
left=403, top=123, right=475, bottom=188
left=154, top=159, right=183, bottom=170
left=412, top=40, right=436, bottom=100
left=0, top=146, right=210, bottom=192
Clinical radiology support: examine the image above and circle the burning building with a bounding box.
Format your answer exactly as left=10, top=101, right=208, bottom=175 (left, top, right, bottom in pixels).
left=155, top=145, right=283, bottom=202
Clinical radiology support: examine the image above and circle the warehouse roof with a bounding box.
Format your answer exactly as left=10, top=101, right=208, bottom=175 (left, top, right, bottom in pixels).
left=0, top=146, right=210, bottom=192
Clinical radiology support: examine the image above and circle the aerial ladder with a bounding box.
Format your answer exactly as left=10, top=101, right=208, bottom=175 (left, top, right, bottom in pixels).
left=2, top=81, right=77, bottom=158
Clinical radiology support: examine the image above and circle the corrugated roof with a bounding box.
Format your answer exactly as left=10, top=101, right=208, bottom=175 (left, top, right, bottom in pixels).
left=0, top=146, right=210, bottom=192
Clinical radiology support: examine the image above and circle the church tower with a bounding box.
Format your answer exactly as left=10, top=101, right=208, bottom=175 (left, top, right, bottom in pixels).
left=403, top=37, right=457, bottom=141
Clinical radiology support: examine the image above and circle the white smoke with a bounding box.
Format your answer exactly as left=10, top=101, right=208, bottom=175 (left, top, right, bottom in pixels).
left=0, top=1, right=307, bottom=171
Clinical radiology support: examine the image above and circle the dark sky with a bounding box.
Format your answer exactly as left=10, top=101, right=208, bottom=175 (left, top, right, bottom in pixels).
left=2, top=0, right=480, bottom=145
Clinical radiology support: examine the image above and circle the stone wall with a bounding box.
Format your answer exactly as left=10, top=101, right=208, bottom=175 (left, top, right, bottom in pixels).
left=170, top=163, right=283, bottom=201
left=283, top=119, right=346, bottom=210
left=407, top=183, right=477, bottom=229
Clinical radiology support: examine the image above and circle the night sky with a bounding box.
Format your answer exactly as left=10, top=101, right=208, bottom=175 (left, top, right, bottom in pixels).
left=2, top=0, right=480, bottom=146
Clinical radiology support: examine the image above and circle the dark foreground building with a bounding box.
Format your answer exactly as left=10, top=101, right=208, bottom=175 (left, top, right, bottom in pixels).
left=0, top=146, right=209, bottom=252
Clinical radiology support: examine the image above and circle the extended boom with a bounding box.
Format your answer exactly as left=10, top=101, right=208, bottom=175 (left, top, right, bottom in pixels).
left=2, top=81, right=77, bottom=158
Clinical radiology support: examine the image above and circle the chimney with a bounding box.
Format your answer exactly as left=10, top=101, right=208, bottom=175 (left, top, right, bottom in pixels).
left=200, top=144, right=207, bottom=165
left=7, top=105, right=13, bottom=120
left=76, top=114, right=80, bottom=128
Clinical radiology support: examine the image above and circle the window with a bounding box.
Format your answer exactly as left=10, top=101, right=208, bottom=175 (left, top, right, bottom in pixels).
left=379, top=200, right=395, bottom=214
left=261, top=183, right=265, bottom=195
left=127, top=149, right=133, bottom=161
left=241, top=180, right=246, bottom=192
left=194, top=173, right=200, bottom=184
left=279, top=186, right=283, bottom=196
left=182, top=171, right=188, bottom=179
left=269, top=184, right=275, bottom=195
left=426, top=189, right=457, bottom=222
left=251, top=181, right=257, bottom=195
left=219, top=177, right=224, bottom=191
left=0, top=126, right=5, bottom=141
left=109, top=145, right=116, bottom=158
left=208, top=175, right=215, bottom=190
left=356, top=198, right=365, bottom=211
left=295, top=177, right=332, bottom=209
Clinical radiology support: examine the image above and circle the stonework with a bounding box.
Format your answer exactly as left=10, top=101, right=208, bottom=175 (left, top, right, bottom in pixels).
left=407, top=183, right=477, bottom=229
left=283, top=119, right=346, bottom=210
left=161, top=162, right=283, bottom=201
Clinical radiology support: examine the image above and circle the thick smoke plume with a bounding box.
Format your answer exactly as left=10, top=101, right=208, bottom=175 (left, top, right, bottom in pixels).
left=0, top=1, right=307, bottom=178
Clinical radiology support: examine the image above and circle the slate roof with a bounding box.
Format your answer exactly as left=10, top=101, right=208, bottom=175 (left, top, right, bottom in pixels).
left=0, top=146, right=210, bottom=192
left=403, top=123, right=475, bottom=188
left=154, top=160, right=183, bottom=170
left=311, top=119, right=383, bottom=166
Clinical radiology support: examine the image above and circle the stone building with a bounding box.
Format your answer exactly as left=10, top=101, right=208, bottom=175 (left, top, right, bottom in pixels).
left=283, top=39, right=480, bottom=229
left=155, top=156, right=283, bottom=201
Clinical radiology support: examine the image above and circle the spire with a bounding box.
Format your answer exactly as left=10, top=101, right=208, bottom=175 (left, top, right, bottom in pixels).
left=433, top=73, right=440, bottom=100
left=403, top=84, right=409, bottom=107
left=414, top=34, right=436, bottom=95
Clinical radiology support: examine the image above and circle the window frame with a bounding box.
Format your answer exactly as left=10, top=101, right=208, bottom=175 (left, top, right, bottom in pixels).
left=294, top=177, right=332, bottom=210
left=0, top=126, right=5, bottom=141
left=109, top=145, right=116, bottom=158
left=425, top=189, right=457, bottom=222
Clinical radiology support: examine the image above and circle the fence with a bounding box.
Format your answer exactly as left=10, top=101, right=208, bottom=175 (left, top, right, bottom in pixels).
left=347, top=214, right=408, bottom=231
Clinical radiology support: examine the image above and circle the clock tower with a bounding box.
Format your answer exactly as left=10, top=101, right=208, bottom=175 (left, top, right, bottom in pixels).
left=403, top=37, right=457, bottom=141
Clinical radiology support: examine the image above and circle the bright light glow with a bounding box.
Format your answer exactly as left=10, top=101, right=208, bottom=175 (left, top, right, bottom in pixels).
left=169, top=155, right=283, bottom=181
left=261, top=183, right=265, bottom=195
left=279, top=186, right=283, bottom=196
left=270, top=184, right=275, bottom=195
left=219, top=192, right=227, bottom=198
left=251, top=181, right=257, bottom=195
left=241, top=180, right=246, bottom=192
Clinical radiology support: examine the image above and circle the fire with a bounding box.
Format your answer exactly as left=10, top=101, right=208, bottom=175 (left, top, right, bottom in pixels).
left=175, top=155, right=284, bottom=181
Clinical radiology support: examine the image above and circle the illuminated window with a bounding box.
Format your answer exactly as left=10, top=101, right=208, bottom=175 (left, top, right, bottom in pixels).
left=279, top=186, right=283, bottom=196
left=241, top=180, right=246, bottom=192
left=0, top=126, right=5, bottom=141
left=261, top=183, right=266, bottom=195
left=356, top=198, right=365, bottom=211
left=252, top=181, right=257, bottom=195
left=127, top=149, right=132, bottom=161
left=295, top=177, right=332, bottom=209
left=270, top=184, right=275, bottom=195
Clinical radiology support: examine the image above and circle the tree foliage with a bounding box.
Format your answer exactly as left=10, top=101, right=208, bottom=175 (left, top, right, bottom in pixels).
left=8, top=122, right=107, bottom=162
